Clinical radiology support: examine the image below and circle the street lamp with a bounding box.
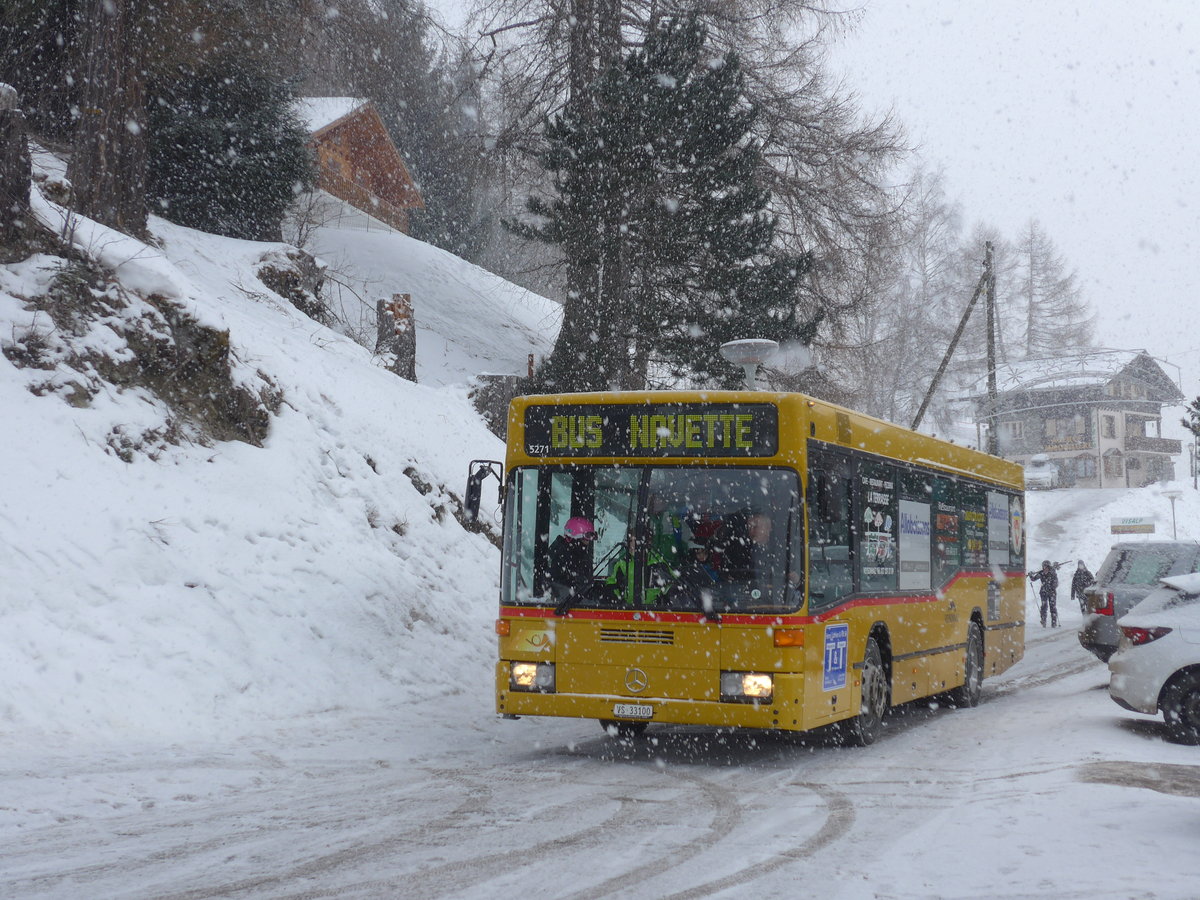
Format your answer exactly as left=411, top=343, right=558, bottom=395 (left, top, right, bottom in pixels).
left=1162, top=489, right=1183, bottom=540
left=719, top=339, right=779, bottom=390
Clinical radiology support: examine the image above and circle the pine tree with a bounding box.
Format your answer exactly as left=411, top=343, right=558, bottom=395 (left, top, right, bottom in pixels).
left=1183, top=397, right=1200, bottom=440
left=515, top=15, right=816, bottom=391
left=147, top=52, right=315, bottom=242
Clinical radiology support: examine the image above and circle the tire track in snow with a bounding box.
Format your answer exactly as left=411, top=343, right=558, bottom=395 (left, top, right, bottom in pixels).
left=656, top=781, right=854, bottom=900
left=3, top=765, right=490, bottom=900
left=268, top=796, right=644, bottom=897
left=558, top=768, right=742, bottom=900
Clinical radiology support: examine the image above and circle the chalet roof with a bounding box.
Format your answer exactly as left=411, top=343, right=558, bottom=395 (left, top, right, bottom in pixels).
left=964, top=349, right=1183, bottom=403
left=994, top=349, right=1142, bottom=393
left=294, top=97, right=368, bottom=135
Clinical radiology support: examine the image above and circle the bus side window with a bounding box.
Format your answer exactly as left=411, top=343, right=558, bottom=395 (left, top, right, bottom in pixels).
left=808, top=454, right=853, bottom=611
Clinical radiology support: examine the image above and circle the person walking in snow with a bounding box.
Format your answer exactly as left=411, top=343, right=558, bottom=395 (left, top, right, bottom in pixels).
left=1028, top=559, right=1060, bottom=628
left=1071, top=560, right=1096, bottom=615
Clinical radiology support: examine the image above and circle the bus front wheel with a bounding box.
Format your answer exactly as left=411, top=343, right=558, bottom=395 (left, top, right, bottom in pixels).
left=844, top=636, right=889, bottom=746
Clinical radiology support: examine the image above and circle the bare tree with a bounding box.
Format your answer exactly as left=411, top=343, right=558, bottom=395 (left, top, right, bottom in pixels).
left=827, top=165, right=966, bottom=425
left=1015, top=218, right=1094, bottom=358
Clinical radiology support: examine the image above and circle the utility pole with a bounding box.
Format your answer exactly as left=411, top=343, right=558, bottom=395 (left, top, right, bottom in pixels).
left=910, top=242, right=997, bottom=438
left=984, top=241, right=999, bottom=455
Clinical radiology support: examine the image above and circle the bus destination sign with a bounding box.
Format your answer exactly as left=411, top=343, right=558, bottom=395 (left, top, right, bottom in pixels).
left=523, top=403, right=779, bottom=458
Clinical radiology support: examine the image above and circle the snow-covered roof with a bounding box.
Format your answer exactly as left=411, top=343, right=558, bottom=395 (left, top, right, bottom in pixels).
left=293, top=97, right=368, bottom=134
left=991, top=349, right=1143, bottom=393
left=960, top=348, right=1181, bottom=401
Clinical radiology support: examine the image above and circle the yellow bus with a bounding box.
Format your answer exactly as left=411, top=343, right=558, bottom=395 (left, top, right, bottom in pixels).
left=471, top=390, right=1025, bottom=745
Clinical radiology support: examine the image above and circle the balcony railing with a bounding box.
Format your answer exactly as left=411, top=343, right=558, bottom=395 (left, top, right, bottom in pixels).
left=1125, top=435, right=1182, bottom=454
left=1042, top=438, right=1094, bottom=453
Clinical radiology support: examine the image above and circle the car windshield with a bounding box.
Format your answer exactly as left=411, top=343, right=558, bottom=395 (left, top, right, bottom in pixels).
left=1113, top=548, right=1183, bottom=586
left=501, top=465, right=803, bottom=614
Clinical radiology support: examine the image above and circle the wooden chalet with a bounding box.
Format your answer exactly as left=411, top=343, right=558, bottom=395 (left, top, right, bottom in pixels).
left=969, top=350, right=1184, bottom=489
left=295, top=97, right=424, bottom=233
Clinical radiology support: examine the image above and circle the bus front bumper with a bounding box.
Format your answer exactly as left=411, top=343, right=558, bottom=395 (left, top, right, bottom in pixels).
left=497, top=673, right=810, bottom=731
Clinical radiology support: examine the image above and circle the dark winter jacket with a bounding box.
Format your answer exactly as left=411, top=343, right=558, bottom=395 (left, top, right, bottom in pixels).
left=1071, top=566, right=1095, bottom=600
left=710, top=514, right=752, bottom=578
left=548, top=535, right=593, bottom=598
left=1029, top=567, right=1058, bottom=598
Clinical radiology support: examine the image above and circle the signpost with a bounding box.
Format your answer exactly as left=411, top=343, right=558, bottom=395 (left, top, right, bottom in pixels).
left=1162, top=490, right=1183, bottom=540
left=1110, top=517, right=1154, bottom=535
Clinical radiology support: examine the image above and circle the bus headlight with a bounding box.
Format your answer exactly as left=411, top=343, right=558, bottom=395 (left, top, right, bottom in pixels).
left=510, top=661, right=556, bottom=692
left=720, top=671, right=773, bottom=702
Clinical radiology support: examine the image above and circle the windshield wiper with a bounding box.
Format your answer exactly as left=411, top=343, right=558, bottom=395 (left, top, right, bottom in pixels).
left=661, top=580, right=720, bottom=622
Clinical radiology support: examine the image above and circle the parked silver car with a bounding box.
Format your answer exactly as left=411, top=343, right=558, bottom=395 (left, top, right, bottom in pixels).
left=1079, top=541, right=1200, bottom=662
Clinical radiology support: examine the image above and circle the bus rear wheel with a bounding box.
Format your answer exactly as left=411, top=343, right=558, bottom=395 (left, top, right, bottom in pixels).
left=599, top=720, right=648, bottom=739
left=844, top=636, right=889, bottom=746
left=949, top=621, right=984, bottom=709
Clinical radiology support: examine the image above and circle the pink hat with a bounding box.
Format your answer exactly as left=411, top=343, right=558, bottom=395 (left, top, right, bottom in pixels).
left=564, top=517, right=597, bottom=540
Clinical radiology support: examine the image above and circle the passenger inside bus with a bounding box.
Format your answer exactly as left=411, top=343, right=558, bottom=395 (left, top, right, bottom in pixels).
left=646, top=492, right=689, bottom=569
left=606, top=532, right=672, bottom=606
left=709, top=509, right=772, bottom=579
left=662, top=537, right=721, bottom=598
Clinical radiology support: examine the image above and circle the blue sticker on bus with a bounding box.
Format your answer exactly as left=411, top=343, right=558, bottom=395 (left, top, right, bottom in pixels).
left=823, top=623, right=849, bottom=692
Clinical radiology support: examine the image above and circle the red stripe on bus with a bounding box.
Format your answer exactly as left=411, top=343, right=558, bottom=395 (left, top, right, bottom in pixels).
left=500, top=568, right=1024, bottom=627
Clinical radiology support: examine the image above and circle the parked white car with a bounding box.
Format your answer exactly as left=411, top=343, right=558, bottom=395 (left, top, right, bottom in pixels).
left=1108, top=572, right=1200, bottom=744
left=1023, top=453, right=1059, bottom=489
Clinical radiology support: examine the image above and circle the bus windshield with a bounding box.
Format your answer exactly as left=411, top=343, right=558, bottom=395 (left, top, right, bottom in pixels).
left=501, top=466, right=803, bottom=614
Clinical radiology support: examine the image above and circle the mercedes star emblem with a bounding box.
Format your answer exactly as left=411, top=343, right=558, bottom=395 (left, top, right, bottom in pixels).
left=624, top=667, right=649, bottom=693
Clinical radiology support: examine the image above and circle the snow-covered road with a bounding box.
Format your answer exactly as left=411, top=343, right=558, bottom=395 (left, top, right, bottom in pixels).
left=4, top=623, right=1196, bottom=900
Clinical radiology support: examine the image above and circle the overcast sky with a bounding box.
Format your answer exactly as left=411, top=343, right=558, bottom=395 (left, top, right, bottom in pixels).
left=828, top=0, right=1200, bottom=399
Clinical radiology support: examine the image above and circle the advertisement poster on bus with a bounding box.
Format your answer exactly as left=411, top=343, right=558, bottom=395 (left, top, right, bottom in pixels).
left=899, top=499, right=932, bottom=590
left=1009, top=497, right=1025, bottom=567
left=859, top=463, right=896, bottom=591
left=987, top=491, right=1010, bottom=567
left=932, top=479, right=960, bottom=584
left=962, top=489, right=988, bottom=569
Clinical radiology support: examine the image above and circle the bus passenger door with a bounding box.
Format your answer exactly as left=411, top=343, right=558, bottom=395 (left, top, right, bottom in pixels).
left=806, top=448, right=855, bottom=724
left=807, top=450, right=854, bottom=612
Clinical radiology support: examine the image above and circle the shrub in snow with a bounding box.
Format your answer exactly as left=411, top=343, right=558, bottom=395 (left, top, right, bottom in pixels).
left=147, top=52, right=315, bottom=242
left=1, top=255, right=281, bottom=456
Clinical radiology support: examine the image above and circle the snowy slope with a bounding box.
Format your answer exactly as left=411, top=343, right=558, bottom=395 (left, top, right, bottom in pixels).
left=309, top=224, right=559, bottom=386
left=0, top=180, right=554, bottom=741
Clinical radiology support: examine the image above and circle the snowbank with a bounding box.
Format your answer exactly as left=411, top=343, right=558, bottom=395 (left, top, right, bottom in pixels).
left=1, top=184, right=552, bottom=741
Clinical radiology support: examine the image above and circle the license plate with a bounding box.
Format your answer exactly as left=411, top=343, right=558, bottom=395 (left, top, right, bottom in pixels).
left=613, top=703, right=653, bottom=719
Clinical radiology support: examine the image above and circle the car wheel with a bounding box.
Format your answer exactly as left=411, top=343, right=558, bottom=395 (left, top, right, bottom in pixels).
left=1161, top=671, right=1200, bottom=745
left=599, top=720, right=648, bottom=739
left=949, top=621, right=984, bottom=709
left=843, top=636, right=889, bottom=746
